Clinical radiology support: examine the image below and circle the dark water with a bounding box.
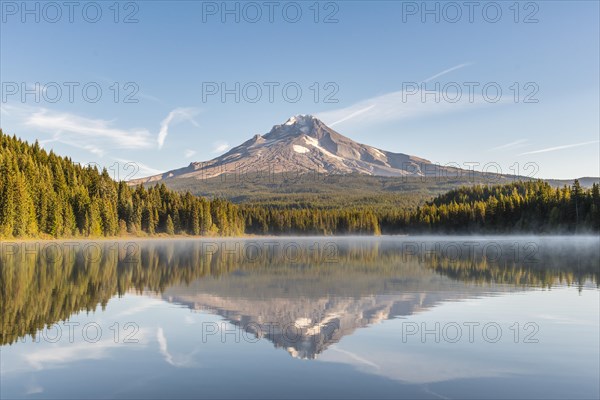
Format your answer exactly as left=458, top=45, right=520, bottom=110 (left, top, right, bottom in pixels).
left=1, top=236, right=599, bottom=399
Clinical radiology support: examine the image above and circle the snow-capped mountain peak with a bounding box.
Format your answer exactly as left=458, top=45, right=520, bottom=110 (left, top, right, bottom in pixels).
left=128, top=115, right=443, bottom=184
left=284, top=114, right=315, bottom=126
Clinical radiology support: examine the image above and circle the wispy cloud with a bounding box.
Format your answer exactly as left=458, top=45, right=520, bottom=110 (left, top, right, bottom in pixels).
left=157, top=327, right=196, bottom=367
left=113, top=158, right=164, bottom=180
left=25, top=377, right=44, bottom=395
left=184, top=149, right=197, bottom=158
left=157, top=327, right=175, bottom=366
left=137, top=92, right=164, bottom=104
left=317, top=88, right=493, bottom=129
left=130, top=162, right=163, bottom=178
left=10, top=105, right=199, bottom=155
left=422, top=63, right=471, bottom=83
left=490, top=139, right=528, bottom=151
left=25, top=330, right=149, bottom=371
left=34, top=133, right=102, bottom=157
left=317, top=63, right=485, bottom=128
left=25, top=108, right=155, bottom=150
left=157, top=108, right=200, bottom=149
left=330, top=346, right=380, bottom=370
left=45, top=133, right=106, bottom=156
left=518, top=140, right=599, bottom=155
left=329, top=104, right=376, bottom=127
left=212, top=141, right=230, bottom=153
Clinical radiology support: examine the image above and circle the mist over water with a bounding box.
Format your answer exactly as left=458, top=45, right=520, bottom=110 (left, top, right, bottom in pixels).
left=1, top=236, right=599, bottom=399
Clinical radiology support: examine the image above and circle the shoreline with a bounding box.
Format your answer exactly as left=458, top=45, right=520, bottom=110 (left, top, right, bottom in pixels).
left=1, top=233, right=598, bottom=244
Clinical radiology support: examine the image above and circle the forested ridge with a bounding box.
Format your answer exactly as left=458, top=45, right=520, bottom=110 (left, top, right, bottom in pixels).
left=0, top=131, right=244, bottom=238
left=0, top=131, right=598, bottom=237
left=380, top=180, right=600, bottom=233
left=240, top=178, right=599, bottom=234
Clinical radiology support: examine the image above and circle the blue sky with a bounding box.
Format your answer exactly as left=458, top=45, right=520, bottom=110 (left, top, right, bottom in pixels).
left=1, top=1, right=598, bottom=179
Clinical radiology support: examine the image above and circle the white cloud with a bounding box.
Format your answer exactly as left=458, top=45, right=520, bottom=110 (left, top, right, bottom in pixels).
left=0, top=104, right=13, bottom=116
left=320, top=343, right=517, bottom=385
left=156, top=327, right=196, bottom=367
left=316, top=87, right=494, bottom=129
left=157, top=107, right=200, bottom=149
left=328, top=105, right=376, bottom=127
left=317, top=63, right=475, bottom=128
left=157, top=327, right=174, bottom=365
left=518, top=140, right=599, bottom=155
left=184, top=149, right=197, bottom=158
left=25, top=330, right=149, bottom=371
left=422, top=63, right=471, bottom=83
left=490, top=139, right=528, bottom=151
left=10, top=105, right=200, bottom=156
left=49, top=134, right=106, bottom=157
left=330, top=346, right=380, bottom=370
left=25, top=379, right=44, bottom=395
left=212, top=141, right=230, bottom=153
left=137, top=92, right=163, bottom=103
left=113, top=158, right=164, bottom=180
left=25, top=108, right=155, bottom=150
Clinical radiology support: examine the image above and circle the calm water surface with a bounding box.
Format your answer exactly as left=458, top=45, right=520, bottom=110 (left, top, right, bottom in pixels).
left=1, top=236, right=599, bottom=399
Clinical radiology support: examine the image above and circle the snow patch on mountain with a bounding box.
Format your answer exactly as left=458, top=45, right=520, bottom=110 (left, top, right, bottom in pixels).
left=371, top=148, right=386, bottom=159
left=284, top=114, right=312, bottom=126
left=304, top=136, right=343, bottom=160
left=293, top=145, right=310, bottom=154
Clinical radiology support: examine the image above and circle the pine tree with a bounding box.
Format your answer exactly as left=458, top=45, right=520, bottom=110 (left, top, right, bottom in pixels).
left=571, top=179, right=582, bottom=230
left=166, top=215, right=175, bottom=236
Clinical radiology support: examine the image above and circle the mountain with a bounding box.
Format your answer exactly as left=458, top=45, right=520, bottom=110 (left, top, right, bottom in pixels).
left=129, top=115, right=468, bottom=185
left=162, top=288, right=502, bottom=360
left=126, top=115, right=598, bottom=209
left=158, top=240, right=528, bottom=359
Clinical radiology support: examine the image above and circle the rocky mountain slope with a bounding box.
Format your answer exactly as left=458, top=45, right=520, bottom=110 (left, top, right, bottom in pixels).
left=129, top=115, right=467, bottom=184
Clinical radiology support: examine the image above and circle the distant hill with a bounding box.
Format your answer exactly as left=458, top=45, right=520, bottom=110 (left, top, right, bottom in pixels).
left=157, top=172, right=520, bottom=211
left=547, top=177, right=600, bottom=188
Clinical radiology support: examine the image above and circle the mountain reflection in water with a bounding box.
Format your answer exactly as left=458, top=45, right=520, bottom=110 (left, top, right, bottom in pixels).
left=2, top=236, right=598, bottom=360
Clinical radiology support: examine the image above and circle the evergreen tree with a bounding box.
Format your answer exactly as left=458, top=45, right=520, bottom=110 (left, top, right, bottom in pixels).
left=166, top=215, right=175, bottom=235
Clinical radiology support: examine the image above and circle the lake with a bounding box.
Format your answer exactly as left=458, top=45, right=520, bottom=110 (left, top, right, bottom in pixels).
left=1, top=236, right=599, bottom=399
